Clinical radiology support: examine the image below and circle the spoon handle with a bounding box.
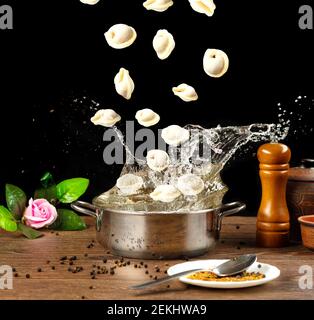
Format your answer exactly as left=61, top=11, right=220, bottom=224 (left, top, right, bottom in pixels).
left=129, top=268, right=203, bottom=290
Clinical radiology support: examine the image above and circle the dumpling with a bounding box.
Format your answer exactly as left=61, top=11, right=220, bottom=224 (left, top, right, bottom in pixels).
left=161, top=125, right=189, bottom=146
left=91, top=109, right=121, bottom=127
left=188, top=0, right=216, bottom=17
left=153, top=29, right=175, bottom=60
left=143, top=0, right=173, bottom=12
left=104, top=24, right=137, bottom=49
left=146, top=150, right=170, bottom=172
left=150, top=185, right=181, bottom=203
left=80, top=0, right=100, bottom=5
left=172, top=83, right=198, bottom=102
left=114, top=68, right=135, bottom=100
left=203, top=49, right=229, bottom=78
left=177, top=174, right=204, bottom=196
left=116, top=174, right=144, bottom=195
left=135, top=108, right=160, bottom=127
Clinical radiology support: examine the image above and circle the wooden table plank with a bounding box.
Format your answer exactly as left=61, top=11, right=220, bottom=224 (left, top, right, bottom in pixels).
left=0, top=217, right=313, bottom=300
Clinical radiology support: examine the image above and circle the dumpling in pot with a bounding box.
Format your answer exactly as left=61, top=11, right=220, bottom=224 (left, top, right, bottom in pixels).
left=177, top=174, right=205, bottom=196
left=150, top=185, right=181, bottom=203
left=146, top=150, right=170, bottom=172
left=116, top=174, right=144, bottom=195
left=161, top=125, right=189, bottom=146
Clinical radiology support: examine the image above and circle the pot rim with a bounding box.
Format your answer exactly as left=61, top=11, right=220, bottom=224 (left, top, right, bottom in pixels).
left=298, top=215, right=314, bottom=227
left=89, top=200, right=245, bottom=216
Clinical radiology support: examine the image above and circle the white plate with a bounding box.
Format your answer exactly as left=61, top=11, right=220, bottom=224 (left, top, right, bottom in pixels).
left=167, top=259, right=280, bottom=289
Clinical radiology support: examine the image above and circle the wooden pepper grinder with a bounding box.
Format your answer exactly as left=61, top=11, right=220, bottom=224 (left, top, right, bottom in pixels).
left=256, top=143, right=291, bottom=247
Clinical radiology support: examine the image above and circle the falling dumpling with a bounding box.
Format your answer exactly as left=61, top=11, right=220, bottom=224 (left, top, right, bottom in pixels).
left=161, top=125, right=189, bottom=146
left=203, top=49, right=229, bottom=78
left=143, top=0, right=174, bottom=12
left=116, top=174, right=144, bottom=195
left=135, top=108, right=160, bottom=127
left=104, top=24, right=137, bottom=49
left=114, top=68, right=135, bottom=100
left=91, top=109, right=121, bottom=127
left=80, top=0, right=100, bottom=5
left=146, top=150, right=170, bottom=172
left=177, top=174, right=205, bottom=196
left=150, top=185, right=181, bottom=203
left=153, top=29, right=175, bottom=60
left=172, top=84, right=198, bottom=102
left=188, top=0, right=216, bottom=17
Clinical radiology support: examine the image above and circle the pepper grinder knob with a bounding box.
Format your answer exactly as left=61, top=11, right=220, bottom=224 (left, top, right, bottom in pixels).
left=256, top=143, right=291, bottom=247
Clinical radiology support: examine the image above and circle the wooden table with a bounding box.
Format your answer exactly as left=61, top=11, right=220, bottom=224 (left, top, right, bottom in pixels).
left=0, top=216, right=313, bottom=300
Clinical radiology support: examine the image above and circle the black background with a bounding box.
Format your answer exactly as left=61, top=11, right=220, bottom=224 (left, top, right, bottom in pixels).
left=0, top=0, right=313, bottom=214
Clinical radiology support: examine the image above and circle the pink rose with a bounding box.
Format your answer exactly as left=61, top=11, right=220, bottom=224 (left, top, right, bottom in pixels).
left=23, top=198, right=58, bottom=229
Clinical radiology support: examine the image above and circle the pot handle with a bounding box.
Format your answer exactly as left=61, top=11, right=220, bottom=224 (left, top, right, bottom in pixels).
left=71, top=201, right=98, bottom=218
left=215, top=201, right=246, bottom=239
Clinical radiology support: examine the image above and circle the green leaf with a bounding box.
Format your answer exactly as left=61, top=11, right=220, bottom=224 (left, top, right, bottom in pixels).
left=17, top=222, right=43, bottom=239
left=40, top=172, right=54, bottom=188
left=5, top=184, right=27, bottom=219
left=50, top=209, right=86, bottom=231
left=0, top=206, right=17, bottom=232
left=56, top=178, right=89, bottom=204
left=34, top=184, right=57, bottom=203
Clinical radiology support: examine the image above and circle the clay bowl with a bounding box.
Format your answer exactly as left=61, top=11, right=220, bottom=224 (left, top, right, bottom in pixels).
left=298, top=215, right=314, bottom=250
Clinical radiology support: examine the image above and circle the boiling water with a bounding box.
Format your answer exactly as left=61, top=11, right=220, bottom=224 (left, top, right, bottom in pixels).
left=94, top=122, right=288, bottom=212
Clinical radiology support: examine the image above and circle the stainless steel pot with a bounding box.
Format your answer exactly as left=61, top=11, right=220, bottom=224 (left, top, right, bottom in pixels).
left=71, top=201, right=246, bottom=259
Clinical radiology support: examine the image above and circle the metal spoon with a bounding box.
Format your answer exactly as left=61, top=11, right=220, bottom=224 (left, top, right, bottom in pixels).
left=130, top=254, right=257, bottom=290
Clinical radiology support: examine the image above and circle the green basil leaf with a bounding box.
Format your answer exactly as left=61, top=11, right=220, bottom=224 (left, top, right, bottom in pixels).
left=17, top=222, right=43, bottom=239
left=0, top=206, right=17, bottom=232
left=50, top=209, right=86, bottom=231
left=34, top=184, right=57, bottom=203
left=56, top=178, right=89, bottom=204
left=40, top=172, right=54, bottom=188
left=5, top=184, right=27, bottom=219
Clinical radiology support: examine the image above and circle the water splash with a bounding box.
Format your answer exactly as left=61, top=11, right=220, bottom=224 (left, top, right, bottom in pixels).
left=95, top=122, right=288, bottom=212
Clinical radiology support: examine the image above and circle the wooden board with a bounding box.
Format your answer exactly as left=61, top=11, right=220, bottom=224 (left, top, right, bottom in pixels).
left=0, top=217, right=313, bottom=300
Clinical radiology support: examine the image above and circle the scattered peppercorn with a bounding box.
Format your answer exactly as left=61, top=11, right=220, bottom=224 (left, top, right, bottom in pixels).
left=154, top=276, right=158, bottom=280
left=127, top=261, right=130, bottom=265
left=144, top=264, right=148, bottom=268
left=145, top=270, right=149, bottom=274
left=167, top=285, right=170, bottom=288
left=103, top=259, right=107, bottom=263
left=140, top=262, right=144, bottom=266
left=89, top=286, right=94, bottom=290
left=236, top=226, right=240, bottom=230
left=51, top=266, right=55, bottom=270
left=69, top=261, right=74, bottom=266
left=110, top=269, right=115, bottom=275
left=60, top=256, right=67, bottom=261
left=26, top=274, right=30, bottom=279
left=84, top=253, right=88, bottom=257
left=37, top=268, right=42, bottom=272
left=258, top=264, right=262, bottom=269
left=81, top=296, right=85, bottom=300
left=46, top=260, right=50, bottom=264
left=70, top=256, right=77, bottom=261
left=56, top=232, right=59, bottom=236
left=134, top=264, right=138, bottom=268
left=12, top=268, right=16, bottom=272
left=14, top=273, right=18, bottom=277
left=237, top=246, right=241, bottom=250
